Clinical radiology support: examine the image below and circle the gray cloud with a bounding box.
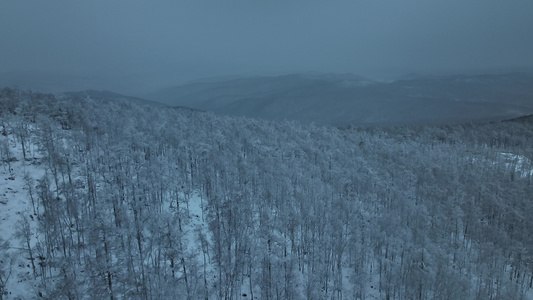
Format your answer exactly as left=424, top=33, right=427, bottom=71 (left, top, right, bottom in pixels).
left=1, top=0, right=533, bottom=91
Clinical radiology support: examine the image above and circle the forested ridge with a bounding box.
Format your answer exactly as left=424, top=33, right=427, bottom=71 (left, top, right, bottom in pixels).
left=1, top=88, right=533, bottom=299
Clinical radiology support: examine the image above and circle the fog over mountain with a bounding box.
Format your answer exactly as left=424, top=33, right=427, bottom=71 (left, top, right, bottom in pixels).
left=2, top=1, right=533, bottom=94
left=146, top=72, right=533, bottom=126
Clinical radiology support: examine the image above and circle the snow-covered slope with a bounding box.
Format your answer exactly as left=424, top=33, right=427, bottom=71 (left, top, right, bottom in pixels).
left=2, top=90, right=533, bottom=299
left=0, top=131, right=216, bottom=299
left=0, top=134, right=43, bottom=299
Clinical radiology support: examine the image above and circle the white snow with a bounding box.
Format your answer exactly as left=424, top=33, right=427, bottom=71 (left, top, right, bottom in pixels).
left=0, top=135, right=43, bottom=299
left=499, top=152, right=533, bottom=177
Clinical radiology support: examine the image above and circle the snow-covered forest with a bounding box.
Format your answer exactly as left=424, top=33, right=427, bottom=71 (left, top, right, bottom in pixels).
left=1, top=88, right=533, bottom=299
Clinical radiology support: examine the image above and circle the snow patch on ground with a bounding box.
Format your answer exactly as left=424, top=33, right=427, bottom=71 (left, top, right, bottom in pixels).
left=471, top=151, right=533, bottom=178
left=499, top=152, right=533, bottom=177
left=0, top=135, right=44, bottom=299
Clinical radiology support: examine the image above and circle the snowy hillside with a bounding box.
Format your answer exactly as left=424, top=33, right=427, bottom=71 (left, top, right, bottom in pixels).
left=2, top=88, right=533, bottom=299
left=0, top=130, right=213, bottom=299
left=0, top=134, right=43, bottom=299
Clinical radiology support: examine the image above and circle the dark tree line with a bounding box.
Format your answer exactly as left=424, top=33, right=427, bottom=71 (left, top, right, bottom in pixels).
left=1, top=87, right=533, bottom=299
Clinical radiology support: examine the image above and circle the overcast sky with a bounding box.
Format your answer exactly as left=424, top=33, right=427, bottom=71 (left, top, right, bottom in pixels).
left=1, top=0, right=533, bottom=90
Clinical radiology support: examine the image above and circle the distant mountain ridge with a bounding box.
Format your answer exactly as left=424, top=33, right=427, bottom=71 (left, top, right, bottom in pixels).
left=63, top=90, right=166, bottom=107
left=503, top=113, right=533, bottom=124
left=0, top=71, right=115, bottom=93
left=145, top=72, right=533, bottom=127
